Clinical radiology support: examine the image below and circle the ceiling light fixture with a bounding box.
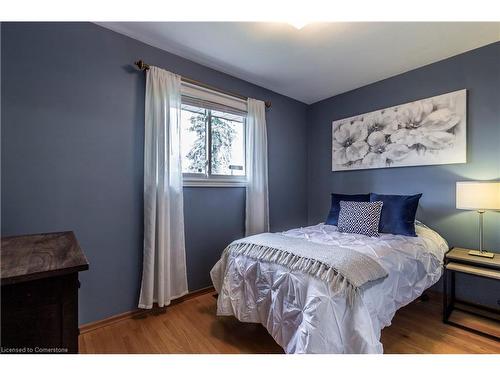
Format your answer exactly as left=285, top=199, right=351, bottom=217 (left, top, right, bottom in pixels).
left=286, top=21, right=311, bottom=30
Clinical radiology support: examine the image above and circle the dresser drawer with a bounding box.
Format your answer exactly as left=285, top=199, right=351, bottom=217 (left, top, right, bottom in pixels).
left=1, top=273, right=79, bottom=353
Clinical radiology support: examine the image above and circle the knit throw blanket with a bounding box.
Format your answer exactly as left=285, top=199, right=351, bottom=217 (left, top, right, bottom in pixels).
left=221, top=233, right=388, bottom=304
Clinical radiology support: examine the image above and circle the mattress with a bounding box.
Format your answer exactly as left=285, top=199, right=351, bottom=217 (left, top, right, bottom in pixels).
left=211, top=222, right=448, bottom=353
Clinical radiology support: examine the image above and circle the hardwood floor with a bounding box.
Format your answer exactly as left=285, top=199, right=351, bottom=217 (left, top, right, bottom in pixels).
left=79, top=291, right=500, bottom=354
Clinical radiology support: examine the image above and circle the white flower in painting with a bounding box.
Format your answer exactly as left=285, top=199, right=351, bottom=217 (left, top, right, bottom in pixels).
left=333, top=121, right=369, bottom=164
left=396, top=101, right=460, bottom=132
left=363, top=131, right=410, bottom=166
left=417, top=131, right=455, bottom=149
left=419, top=108, right=461, bottom=131
left=396, top=100, right=434, bottom=129
left=391, top=129, right=418, bottom=146
left=362, top=131, right=388, bottom=166
left=384, top=143, right=411, bottom=161
left=391, top=128, right=456, bottom=150
left=365, top=112, right=399, bottom=135
left=367, top=131, right=387, bottom=152
left=391, top=103, right=461, bottom=150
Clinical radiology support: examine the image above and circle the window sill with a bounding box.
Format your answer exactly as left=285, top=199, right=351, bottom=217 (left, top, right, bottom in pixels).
left=183, top=179, right=247, bottom=188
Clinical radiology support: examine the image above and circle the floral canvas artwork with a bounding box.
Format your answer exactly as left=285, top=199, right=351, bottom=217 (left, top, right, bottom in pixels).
left=332, top=89, right=467, bottom=171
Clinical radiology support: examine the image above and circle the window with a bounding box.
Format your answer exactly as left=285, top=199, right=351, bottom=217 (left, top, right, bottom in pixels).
left=180, top=85, right=247, bottom=187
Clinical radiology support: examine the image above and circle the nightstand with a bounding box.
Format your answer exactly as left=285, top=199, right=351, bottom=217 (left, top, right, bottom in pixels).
left=443, top=247, right=500, bottom=341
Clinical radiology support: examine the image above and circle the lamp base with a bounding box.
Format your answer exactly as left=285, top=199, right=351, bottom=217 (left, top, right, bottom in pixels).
left=468, top=250, right=495, bottom=259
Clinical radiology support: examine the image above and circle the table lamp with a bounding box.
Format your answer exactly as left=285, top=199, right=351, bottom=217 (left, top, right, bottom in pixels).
left=456, top=181, right=500, bottom=258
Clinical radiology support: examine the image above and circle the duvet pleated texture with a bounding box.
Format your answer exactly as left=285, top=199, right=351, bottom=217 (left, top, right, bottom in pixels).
left=211, top=222, right=448, bottom=354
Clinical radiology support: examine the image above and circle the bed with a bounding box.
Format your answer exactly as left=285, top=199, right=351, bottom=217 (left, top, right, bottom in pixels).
left=210, top=221, right=448, bottom=353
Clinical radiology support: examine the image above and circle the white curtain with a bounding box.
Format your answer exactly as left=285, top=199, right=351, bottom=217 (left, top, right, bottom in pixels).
left=139, top=66, right=188, bottom=309
left=245, top=98, right=270, bottom=236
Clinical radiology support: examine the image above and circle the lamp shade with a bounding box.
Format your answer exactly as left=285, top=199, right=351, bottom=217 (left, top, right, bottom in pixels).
left=456, top=181, right=500, bottom=210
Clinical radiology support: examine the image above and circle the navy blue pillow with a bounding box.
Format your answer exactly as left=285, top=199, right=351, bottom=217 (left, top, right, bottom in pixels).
left=325, top=193, right=370, bottom=226
left=370, top=193, right=422, bottom=236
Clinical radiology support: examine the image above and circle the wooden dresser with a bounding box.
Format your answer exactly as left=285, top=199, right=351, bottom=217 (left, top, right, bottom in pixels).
left=1, top=232, right=89, bottom=354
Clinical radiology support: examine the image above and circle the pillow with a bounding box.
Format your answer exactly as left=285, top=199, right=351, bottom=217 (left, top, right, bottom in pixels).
left=370, top=193, right=422, bottom=236
left=325, top=193, right=370, bottom=226
left=337, top=201, right=383, bottom=237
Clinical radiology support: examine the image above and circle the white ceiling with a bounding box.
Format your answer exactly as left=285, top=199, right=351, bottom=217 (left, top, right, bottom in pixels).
left=98, top=22, right=500, bottom=104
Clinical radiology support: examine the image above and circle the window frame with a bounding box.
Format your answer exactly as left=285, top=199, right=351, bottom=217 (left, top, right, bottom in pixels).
left=180, top=86, right=248, bottom=188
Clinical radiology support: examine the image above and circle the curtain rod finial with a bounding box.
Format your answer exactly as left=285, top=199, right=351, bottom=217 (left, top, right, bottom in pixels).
left=135, top=60, right=149, bottom=71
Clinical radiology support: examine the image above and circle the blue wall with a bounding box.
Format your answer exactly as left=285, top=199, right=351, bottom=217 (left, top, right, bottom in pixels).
left=1, top=22, right=308, bottom=324
left=307, top=42, right=500, bottom=307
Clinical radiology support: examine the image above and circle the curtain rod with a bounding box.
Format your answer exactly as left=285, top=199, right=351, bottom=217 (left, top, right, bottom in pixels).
left=134, top=60, right=272, bottom=109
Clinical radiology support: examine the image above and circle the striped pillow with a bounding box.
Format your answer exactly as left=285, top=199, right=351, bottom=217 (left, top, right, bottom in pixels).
left=337, top=201, right=383, bottom=237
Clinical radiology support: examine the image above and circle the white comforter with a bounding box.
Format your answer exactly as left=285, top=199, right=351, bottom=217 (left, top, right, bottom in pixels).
left=211, top=222, right=448, bottom=353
